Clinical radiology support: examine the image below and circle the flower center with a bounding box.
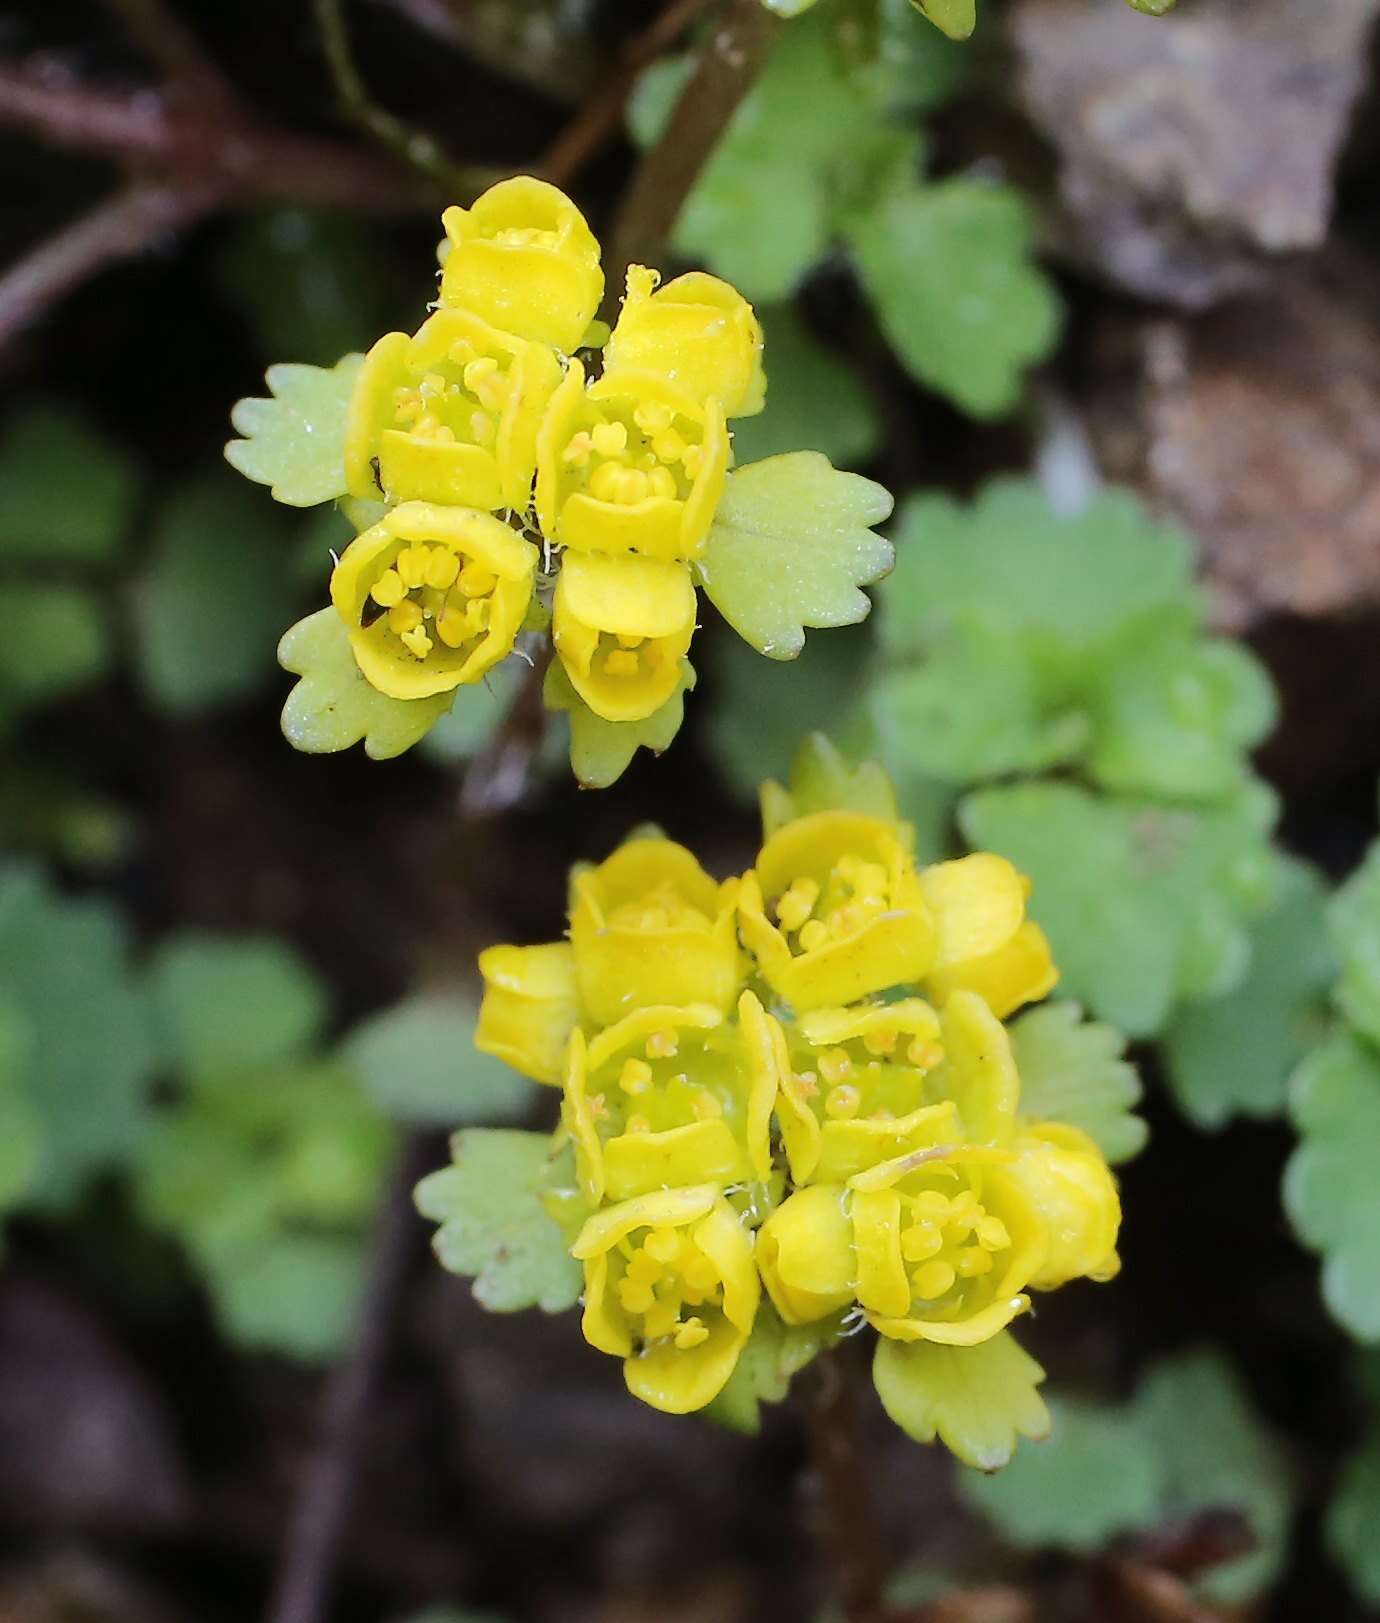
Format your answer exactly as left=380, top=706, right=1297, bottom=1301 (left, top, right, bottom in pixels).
left=897, top=1185, right=1012, bottom=1306
left=367, top=541, right=495, bottom=661
left=391, top=341, right=516, bottom=453
left=561, top=401, right=702, bottom=507
left=773, top=854, right=892, bottom=955
left=606, top=882, right=708, bottom=933
left=616, top=1224, right=723, bottom=1348
left=587, top=1027, right=730, bottom=1138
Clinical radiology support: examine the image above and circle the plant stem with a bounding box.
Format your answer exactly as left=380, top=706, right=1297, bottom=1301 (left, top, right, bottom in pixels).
left=806, top=1347, right=890, bottom=1623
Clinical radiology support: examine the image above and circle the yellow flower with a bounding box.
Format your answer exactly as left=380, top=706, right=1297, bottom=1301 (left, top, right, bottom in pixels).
left=920, top=855, right=1058, bottom=1018
left=572, top=1184, right=760, bottom=1413
left=344, top=309, right=562, bottom=511
left=759, top=1147, right=1047, bottom=1345
left=771, top=998, right=959, bottom=1186
left=561, top=993, right=778, bottom=1205
left=552, top=550, right=696, bottom=723
left=535, top=359, right=729, bottom=563
left=475, top=943, right=578, bottom=1086
left=926, top=920, right=1059, bottom=1020
left=569, top=835, right=742, bottom=1024
left=737, top=811, right=937, bottom=1012
left=330, top=502, right=536, bottom=699
left=603, top=265, right=766, bottom=418
left=438, top=176, right=603, bottom=354
left=1008, top=1123, right=1121, bottom=1289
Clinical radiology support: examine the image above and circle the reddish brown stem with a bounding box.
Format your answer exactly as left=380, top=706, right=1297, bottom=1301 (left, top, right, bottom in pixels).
left=806, top=1348, right=891, bottom=1623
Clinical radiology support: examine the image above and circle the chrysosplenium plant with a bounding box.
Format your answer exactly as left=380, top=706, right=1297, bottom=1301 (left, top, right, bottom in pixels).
left=419, top=742, right=1137, bottom=1467
left=226, top=177, right=893, bottom=785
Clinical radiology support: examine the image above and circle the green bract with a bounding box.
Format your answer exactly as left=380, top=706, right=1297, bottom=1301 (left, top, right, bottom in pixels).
left=225, top=355, right=362, bottom=507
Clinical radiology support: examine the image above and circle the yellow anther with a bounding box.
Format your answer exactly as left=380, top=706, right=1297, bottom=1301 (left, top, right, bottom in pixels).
left=776, top=877, right=820, bottom=933
left=424, top=549, right=460, bottom=590
left=619, top=1058, right=653, bottom=1096
left=604, top=649, right=641, bottom=677
left=419, top=370, right=447, bottom=398
left=387, top=600, right=423, bottom=635
left=682, top=1255, right=719, bottom=1295
left=913, top=1260, right=957, bottom=1300
left=911, top=1190, right=952, bottom=1220
left=829, top=906, right=862, bottom=939
left=691, top=1090, right=723, bottom=1121
left=907, top=1038, right=943, bottom=1071
left=562, top=430, right=593, bottom=466
left=863, top=1028, right=899, bottom=1057
left=588, top=1092, right=609, bottom=1120
left=436, top=605, right=473, bottom=648
left=818, top=1048, right=854, bottom=1086
left=396, top=545, right=430, bottom=589
left=644, top=1298, right=680, bottom=1340
left=977, top=1215, right=1011, bottom=1251
left=824, top=1083, right=861, bottom=1120
left=644, top=1228, right=682, bottom=1265
left=798, top=920, right=829, bottom=953
left=633, top=400, right=674, bottom=434
left=652, top=428, right=686, bottom=463
left=399, top=624, right=433, bottom=659
left=591, top=420, right=628, bottom=457
left=648, top=465, right=678, bottom=501
left=446, top=339, right=476, bottom=365
left=370, top=569, right=406, bottom=608
left=637, top=906, right=670, bottom=930
left=681, top=444, right=705, bottom=477
left=457, top=560, right=496, bottom=597
left=794, top=1071, right=819, bottom=1098
left=645, top=1029, right=678, bottom=1059
left=616, top=467, right=650, bottom=505
left=626, top=1113, right=651, bottom=1134
left=618, top=1278, right=656, bottom=1315
left=462, top=357, right=499, bottom=392
left=589, top=461, right=624, bottom=503
left=469, top=410, right=496, bottom=446
left=956, top=1246, right=995, bottom=1278
left=901, top=1223, right=944, bottom=1263
left=674, top=1317, right=710, bottom=1350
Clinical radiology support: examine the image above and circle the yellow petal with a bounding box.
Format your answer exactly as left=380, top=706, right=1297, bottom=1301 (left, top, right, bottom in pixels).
left=624, top=1316, right=746, bottom=1413
left=852, top=1186, right=911, bottom=1319
left=756, top=1186, right=855, bottom=1325
left=927, top=991, right=1020, bottom=1144
left=1010, top=1124, right=1122, bottom=1289
left=921, top=853, right=1027, bottom=971
left=570, top=1184, right=719, bottom=1261
left=927, top=921, right=1059, bottom=1020
left=476, top=942, right=578, bottom=1085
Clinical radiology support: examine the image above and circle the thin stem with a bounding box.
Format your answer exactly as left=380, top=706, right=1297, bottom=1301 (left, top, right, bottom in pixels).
left=603, top=0, right=785, bottom=297
left=0, top=183, right=214, bottom=349
left=263, top=1134, right=432, bottom=1623
left=98, top=0, right=234, bottom=106
left=806, top=1348, right=889, bottom=1623
left=311, top=0, right=494, bottom=198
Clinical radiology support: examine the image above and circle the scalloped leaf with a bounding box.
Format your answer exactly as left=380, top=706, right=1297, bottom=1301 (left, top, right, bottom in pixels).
left=543, top=657, right=693, bottom=789
left=344, top=994, right=534, bottom=1128
left=225, top=354, right=362, bottom=507
left=1327, top=839, right=1380, bottom=1048
left=0, top=408, right=139, bottom=563
left=1164, top=858, right=1335, bottom=1129
left=913, top=0, right=976, bottom=40
left=960, top=782, right=1279, bottom=1038
left=414, top=1129, right=581, bottom=1314
left=696, top=453, right=893, bottom=660
left=1009, top=1002, right=1146, bottom=1164
left=848, top=180, right=1060, bottom=418
left=278, top=608, right=453, bottom=761
left=1285, top=1033, right=1380, bottom=1343
left=874, top=1331, right=1050, bottom=1471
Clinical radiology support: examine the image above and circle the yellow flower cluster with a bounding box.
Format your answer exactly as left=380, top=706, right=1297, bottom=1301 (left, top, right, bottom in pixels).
left=333, top=177, right=764, bottom=721
left=475, top=769, right=1123, bottom=1417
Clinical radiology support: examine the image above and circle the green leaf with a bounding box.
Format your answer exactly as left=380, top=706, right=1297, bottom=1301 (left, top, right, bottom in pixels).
left=849, top=179, right=1060, bottom=417
left=1009, top=1002, right=1146, bottom=1164
left=0, top=583, right=110, bottom=711
left=543, top=657, right=692, bottom=789
left=414, top=1129, right=582, bottom=1314
left=1328, top=1421, right=1380, bottom=1604
left=704, top=1304, right=836, bottom=1433
left=0, top=408, right=138, bottom=563
left=0, top=999, right=39, bottom=1214
left=1285, top=1033, right=1380, bottom=1342
left=960, top=782, right=1278, bottom=1038
left=421, top=657, right=525, bottom=765
left=913, top=0, right=976, bottom=40
left=150, top=933, right=327, bottom=1078
left=959, top=1399, right=1163, bottom=1544
left=278, top=608, right=453, bottom=760
left=1133, top=1353, right=1291, bottom=1602
left=1327, top=840, right=1380, bottom=1048
left=1164, top=859, right=1335, bottom=1129
left=1127, top=0, right=1175, bottom=13
left=711, top=624, right=876, bottom=802
left=217, top=209, right=402, bottom=368
left=225, top=353, right=362, bottom=508
left=0, top=863, right=156, bottom=1205
left=343, top=994, right=534, bottom=1128
left=135, top=474, right=302, bottom=714
left=696, top=453, right=893, bottom=660
left=874, top=1331, right=1050, bottom=1471
left=962, top=1353, right=1289, bottom=1602
left=205, top=1231, right=366, bottom=1361
left=730, top=306, right=880, bottom=470
left=759, top=731, right=900, bottom=835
